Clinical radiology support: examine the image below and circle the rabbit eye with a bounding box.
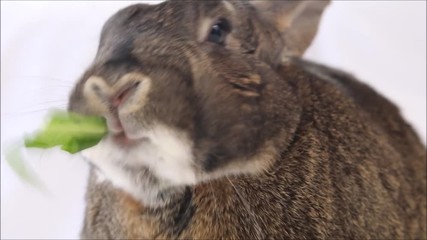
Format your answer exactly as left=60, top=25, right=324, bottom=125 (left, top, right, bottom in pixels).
left=207, top=19, right=231, bottom=45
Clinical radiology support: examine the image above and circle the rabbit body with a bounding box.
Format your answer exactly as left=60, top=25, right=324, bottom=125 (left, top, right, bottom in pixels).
left=68, top=1, right=426, bottom=239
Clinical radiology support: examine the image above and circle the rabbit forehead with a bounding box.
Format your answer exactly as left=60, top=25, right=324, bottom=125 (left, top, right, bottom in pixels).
left=95, top=0, right=238, bottom=62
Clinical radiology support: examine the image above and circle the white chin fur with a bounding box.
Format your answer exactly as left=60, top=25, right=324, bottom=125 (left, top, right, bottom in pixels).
left=81, top=124, right=196, bottom=204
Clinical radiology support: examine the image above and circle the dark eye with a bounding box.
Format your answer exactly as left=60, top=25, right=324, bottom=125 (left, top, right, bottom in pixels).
left=207, top=19, right=231, bottom=45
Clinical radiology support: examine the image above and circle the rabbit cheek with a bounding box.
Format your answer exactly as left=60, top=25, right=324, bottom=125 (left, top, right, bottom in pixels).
left=131, top=124, right=197, bottom=186
left=81, top=123, right=197, bottom=189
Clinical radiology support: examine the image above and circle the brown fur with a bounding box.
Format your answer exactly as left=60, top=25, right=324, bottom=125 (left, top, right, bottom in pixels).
left=69, top=1, right=426, bottom=239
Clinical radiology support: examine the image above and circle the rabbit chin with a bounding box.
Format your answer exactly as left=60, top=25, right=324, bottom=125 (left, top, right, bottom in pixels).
left=80, top=123, right=197, bottom=206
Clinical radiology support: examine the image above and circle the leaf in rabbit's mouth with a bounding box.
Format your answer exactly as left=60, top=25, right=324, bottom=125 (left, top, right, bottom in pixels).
left=3, top=110, right=108, bottom=191
left=24, top=110, right=108, bottom=154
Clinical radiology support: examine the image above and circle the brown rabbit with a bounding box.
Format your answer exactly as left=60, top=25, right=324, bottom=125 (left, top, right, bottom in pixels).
left=68, top=0, right=426, bottom=239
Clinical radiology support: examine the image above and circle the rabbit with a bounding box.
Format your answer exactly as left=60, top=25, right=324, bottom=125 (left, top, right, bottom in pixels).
left=67, top=0, right=426, bottom=239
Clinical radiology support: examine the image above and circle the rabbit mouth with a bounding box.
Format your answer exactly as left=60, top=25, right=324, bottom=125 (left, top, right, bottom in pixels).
left=108, top=115, right=138, bottom=146
left=111, top=132, right=138, bottom=146
left=109, top=128, right=151, bottom=149
left=106, top=112, right=147, bottom=146
left=84, top=122, right=197, bottom=186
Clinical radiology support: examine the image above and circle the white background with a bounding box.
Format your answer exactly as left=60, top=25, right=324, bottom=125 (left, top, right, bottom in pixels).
left=1, top=1, right=426, bottom=239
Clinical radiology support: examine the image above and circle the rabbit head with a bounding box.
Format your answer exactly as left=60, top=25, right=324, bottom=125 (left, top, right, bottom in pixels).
left=68, top=0, right=330, bottom=206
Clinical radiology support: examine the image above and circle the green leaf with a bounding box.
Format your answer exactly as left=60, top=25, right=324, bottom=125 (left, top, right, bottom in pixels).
left=24, top=110, right=108, bottom=154
left=3, top=140, right=48, bottom=193
left=3, top=110, right=107, bottom=192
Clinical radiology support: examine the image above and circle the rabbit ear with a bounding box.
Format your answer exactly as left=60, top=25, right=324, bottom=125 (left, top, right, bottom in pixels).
left=251, top=0, right=330, bottom=56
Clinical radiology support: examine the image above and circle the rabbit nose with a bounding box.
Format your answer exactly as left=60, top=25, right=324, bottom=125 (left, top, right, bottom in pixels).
left=83, top=73, right=151, bottom=114
left=84, top=75, right=142, bottom=107
left=111, top=81, right=140, bottom=107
